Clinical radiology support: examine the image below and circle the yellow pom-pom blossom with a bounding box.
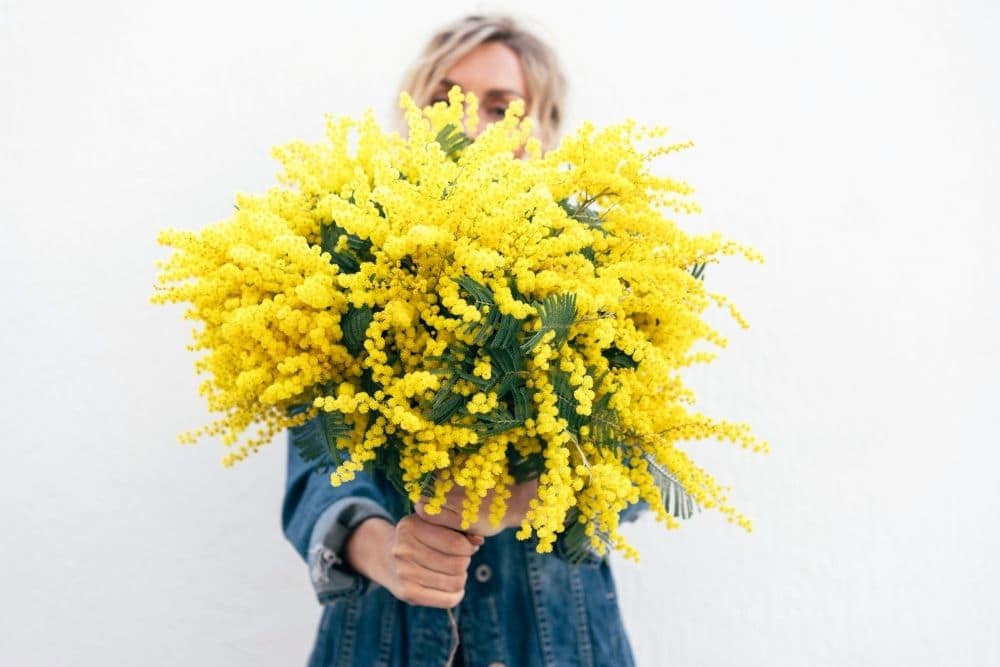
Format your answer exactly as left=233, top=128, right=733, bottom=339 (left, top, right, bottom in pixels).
left=152, top=85, right=768, bottom=560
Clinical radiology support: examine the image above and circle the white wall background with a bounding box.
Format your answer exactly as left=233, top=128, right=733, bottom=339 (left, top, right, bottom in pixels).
left=2, top=1, right=997, bottom=665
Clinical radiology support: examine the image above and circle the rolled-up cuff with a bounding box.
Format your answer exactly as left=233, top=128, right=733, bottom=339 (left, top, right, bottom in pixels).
left=307, top=497, right=394, bottom=604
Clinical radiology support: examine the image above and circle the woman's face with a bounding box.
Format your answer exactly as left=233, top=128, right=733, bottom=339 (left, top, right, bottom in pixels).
left=429, top=41, right=529, bottom=140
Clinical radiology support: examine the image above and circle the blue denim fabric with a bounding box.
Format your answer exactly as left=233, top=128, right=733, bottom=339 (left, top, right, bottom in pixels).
left=282, top=414, right=645, bottom=667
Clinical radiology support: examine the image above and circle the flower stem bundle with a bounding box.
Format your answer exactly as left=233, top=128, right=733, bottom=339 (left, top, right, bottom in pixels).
left=152, top=86, right=768, bottom=562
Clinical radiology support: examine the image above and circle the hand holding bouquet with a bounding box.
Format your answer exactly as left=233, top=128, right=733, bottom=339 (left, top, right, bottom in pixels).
left=152, top=86, right=768, bottom=562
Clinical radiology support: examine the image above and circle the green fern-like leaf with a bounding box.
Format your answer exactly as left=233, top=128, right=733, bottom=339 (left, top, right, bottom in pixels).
left=290, top=420, right=330, bottom=469
left=489, top=312, right=521, bottom=351
left=455, top=276, right=505, bottom=347
left=551, top=367, right=585, bottom=434
left=473, top=407, right=521, bottom=438
left=522, top=293, right=577, bottom=354
left=558, top=197, right=609, bottom=236
left=559, top=507, right=613, bottom=565
left=418, top=471, right=437, bottom=499
left=320, top=221, right=373, bottom=274
left=425, top=277, right=535, bottom=432
left=428, top=376, right=466, bottom=424
left=588, top=393, right=629, bottom=452
left=434, top=123, right=474, bottom=161
left=319, top=410, right=352, bottom=461
left=485, top=346, right=529, bottom=409
left=644, top=452, right=700, bottom=520
left=291, top=407, right=352, bottom=474
left=342, top=306, right=372, bottom=356
left=602, top=346, right=638, bottom=370
left=371, top=435, right=415, bottom=513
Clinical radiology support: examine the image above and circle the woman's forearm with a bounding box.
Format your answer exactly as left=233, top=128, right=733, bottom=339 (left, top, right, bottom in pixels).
left=343, top=516, right=396, bottom=586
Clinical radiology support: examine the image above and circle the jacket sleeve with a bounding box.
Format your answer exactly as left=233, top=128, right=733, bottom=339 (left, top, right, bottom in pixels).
left=281, top=412, right=394, bottom=604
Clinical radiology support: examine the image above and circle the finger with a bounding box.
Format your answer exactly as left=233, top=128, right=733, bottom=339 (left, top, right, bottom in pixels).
left=394, top=582, right=464, bottom=609
left=413, top=505, right=496, bottom=542
left=455, top=521, right=505, bottom=538
left=406, top=511, right=484, bottom=550
left=393, top=532, right=471, bottom=576
left=408, top=514, right=480, bottom=555
left=396, top=542, right=469, bottom=575
left=398, top=560, right=467, bottom=594
left=414, top=503, right=464, bottom=532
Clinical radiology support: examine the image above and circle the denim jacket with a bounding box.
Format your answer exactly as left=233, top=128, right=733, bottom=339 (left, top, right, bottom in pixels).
left=282, top=414, right=644, bottom=667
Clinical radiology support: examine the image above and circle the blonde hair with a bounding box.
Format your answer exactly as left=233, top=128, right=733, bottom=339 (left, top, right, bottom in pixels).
left=396, top=14, right=568, bottom=150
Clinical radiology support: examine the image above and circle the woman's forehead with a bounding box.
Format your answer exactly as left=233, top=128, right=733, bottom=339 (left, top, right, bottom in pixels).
left=438, top=42, right=527, bottom=98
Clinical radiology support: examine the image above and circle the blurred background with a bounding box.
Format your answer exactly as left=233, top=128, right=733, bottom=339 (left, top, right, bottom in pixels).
left=1, top=1, right=997, bottom=665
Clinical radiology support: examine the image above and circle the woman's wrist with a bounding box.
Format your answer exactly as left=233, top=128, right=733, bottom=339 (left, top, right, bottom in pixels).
left=343, top=516, right=396, bottom=586
left=503, top=477, right=539, bottom=529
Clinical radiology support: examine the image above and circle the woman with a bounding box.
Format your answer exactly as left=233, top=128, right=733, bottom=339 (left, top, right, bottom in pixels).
left=282, top=14, right=643, bottom=667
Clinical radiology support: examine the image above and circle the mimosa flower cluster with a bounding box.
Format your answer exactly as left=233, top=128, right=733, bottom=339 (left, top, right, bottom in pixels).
left=152, top=87, right=769, bottom=561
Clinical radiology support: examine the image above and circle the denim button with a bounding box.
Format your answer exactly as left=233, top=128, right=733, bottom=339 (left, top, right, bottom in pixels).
left=475, top=563, right=492, bottom=583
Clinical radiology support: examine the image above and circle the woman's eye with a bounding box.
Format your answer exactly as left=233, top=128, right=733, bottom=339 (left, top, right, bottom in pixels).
left=488, top=106, right=508, bottom=117
left=429, top=97, right=448, bottom=105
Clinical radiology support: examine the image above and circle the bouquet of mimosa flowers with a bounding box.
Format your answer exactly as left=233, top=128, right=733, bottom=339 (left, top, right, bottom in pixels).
left=152, top=86, right=769, bottom=563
